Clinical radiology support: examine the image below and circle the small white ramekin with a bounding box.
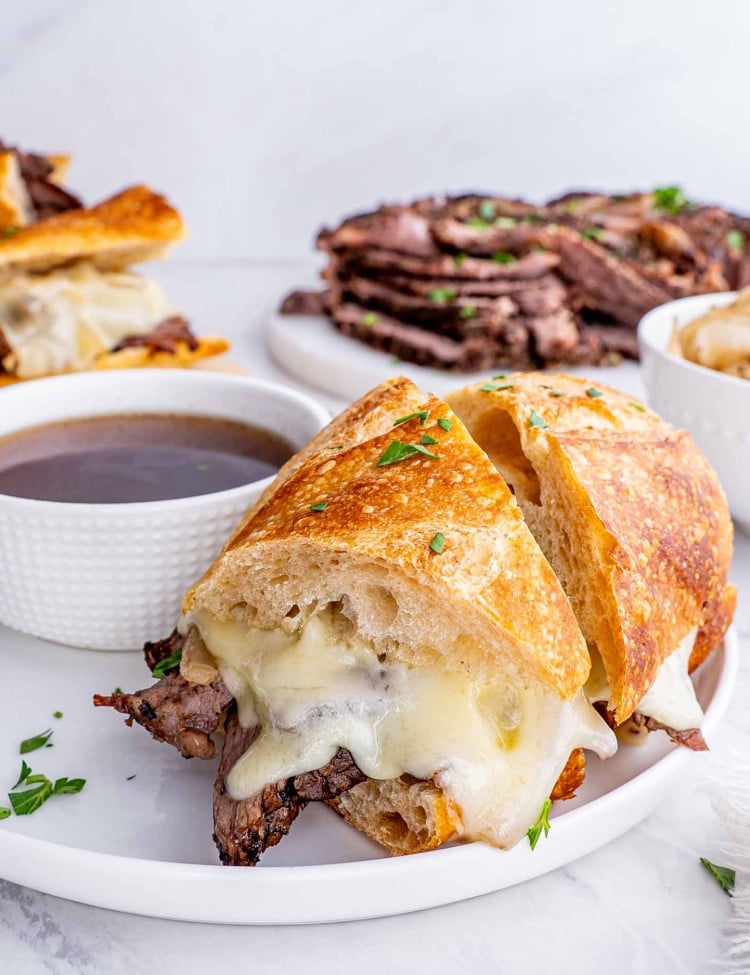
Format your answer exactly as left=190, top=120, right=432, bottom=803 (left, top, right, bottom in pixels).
left=638, top=292, right=750, bottom=530
left=0, top=370, right=329, bottom=650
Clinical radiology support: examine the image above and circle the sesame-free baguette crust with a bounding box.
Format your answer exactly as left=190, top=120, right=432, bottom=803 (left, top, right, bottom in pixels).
left=0, top=184, right=185, bottom=276
left=447, top=372, right=734, bottom=722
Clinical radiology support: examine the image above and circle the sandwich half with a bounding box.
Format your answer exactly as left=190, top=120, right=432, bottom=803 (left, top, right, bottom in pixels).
left=96, top=377, right=616, bottom=861
left=447, top=372, right=735, bottom=747
left=0, top=175, right=227, bottom=379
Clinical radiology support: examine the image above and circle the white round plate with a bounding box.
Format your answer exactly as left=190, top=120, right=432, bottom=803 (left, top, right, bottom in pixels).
left=268, top=312, right=645, bottom=402
left=0, top=625, right=737, bottom=925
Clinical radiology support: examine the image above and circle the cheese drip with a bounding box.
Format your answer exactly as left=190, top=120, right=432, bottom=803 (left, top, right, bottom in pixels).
left=191, top=608, right=617, bottom=849
left=0, top=263, right=176, bottom=378
left=586, top=628, right=702, bottom=730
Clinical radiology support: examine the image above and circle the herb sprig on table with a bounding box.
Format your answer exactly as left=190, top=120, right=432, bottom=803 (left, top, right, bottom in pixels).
left=0, top=720, right=86, bottom=820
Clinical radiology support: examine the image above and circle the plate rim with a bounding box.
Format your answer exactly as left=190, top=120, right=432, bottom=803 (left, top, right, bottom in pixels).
left=0, top=628, right=739, bottom=923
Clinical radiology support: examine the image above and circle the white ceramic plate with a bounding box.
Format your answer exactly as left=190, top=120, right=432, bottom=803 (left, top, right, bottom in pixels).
left=0, top=625, right=737, bottom=924
left=268, top=312, right=645, bottom=402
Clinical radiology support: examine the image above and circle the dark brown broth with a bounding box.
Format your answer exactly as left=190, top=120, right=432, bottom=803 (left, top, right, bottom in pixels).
left=0, top=413, right=293, bottom=503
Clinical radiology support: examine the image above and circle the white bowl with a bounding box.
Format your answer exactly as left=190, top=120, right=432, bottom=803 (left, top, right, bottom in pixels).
left=638, top=292, right=750, bottom=529
left=0, top=370, right=329, bottom=650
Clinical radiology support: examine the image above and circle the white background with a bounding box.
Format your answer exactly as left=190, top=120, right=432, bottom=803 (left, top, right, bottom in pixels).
left=1, top=3, right=748, bottom=972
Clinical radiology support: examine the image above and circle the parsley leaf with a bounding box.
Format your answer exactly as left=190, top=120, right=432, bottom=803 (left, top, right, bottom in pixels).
left=548, top=390, right=567, bottom=397
left=492, top=251, right=516, bottom=264
left=480, top=381, right=515, bottom=393
left=420, top=434, right=439, bottom=446
left=393, top=410, right=429, bottom=427
left=629, top=401, right=646, bottom=412
left=20, top=729, right=53, bottom=755
left=10, top=780, right=53, bottom=816
left=429, top=532, right=445, bottom=554
left=126, top=774, right=136, bottom=781
left=12, top=761, right=32, bottom=790
left=478, top=199, right=496, bottom=221
left=700, top=857, right=735, bottom=896
left=727, top=229, right=744, bottom=253
left=653, top=185, right=689, bottom=214
left=467, top=217, right=489, bottom=229
left=309, top=502, right=328, bottom=512
left=493, top=373, right=508, bottom=379
left=0, top=808, right=10, bottom=820
left=361, top=312, right=379, bottom=326
left=53, top=711, right=63, bottom=720
left=376, top=441, right=441, bottom=467
left=437, top=417, right=453, bottom=432
left=529, top=410, right=549, bottom=429
left=459, top=305, right=477, bottom=320
left=428, top=287, right=457, bottom=304
left=453, top=252, right=468, bottom=268
left=1, top=226, right=18, bottom=238
left=152, top=649, right=183, bottom=680
left=527, top=798, right=552, bottom=850
left=494, top=216, right=517, bottom=229
left=113, top=687, right=123, bottom=695
left=580, top=226, right=605, bottom=241
left=52, top=778, right=86, bottom=796
left=585, top=387, right=603, bottom=398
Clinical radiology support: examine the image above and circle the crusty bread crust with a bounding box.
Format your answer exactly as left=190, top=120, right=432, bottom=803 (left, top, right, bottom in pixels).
left=184, top=378, right=590, bottom=697
left=0, top=184, right=185, bottom=276
left=0, top=152, right=34, bottom=230
left=447, top=372, right=734, bottom=722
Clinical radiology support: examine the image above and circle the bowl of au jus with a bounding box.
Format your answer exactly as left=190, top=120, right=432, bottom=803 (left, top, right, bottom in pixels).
left=0, top=370, right=330, bottom=649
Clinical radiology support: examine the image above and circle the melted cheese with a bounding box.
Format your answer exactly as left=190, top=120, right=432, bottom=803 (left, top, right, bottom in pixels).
left=0, top=263, right=176, bottom=378
left=586, top=628, right=702, bottom=730
left=190, top=608, right=617, bottom=849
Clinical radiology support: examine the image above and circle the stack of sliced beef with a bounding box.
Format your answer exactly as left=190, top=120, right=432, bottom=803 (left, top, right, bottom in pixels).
left=281, top=190, right=750, bottom=370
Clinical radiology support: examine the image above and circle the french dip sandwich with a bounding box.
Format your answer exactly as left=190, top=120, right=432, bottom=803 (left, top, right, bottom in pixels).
left=447, top=373, right=735, bottom=747
left=95, top=374, right=733, bottom=863
left=0, top=140, right=228, bottom=380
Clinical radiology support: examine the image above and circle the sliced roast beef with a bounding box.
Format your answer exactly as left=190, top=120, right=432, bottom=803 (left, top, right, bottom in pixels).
left=344, top=247, right=561, bottom=281
left=93, top=672, right=232, bottom=759
left=280, top=289, right=330, bottom=315
left=318, top=205, right=438, bottom=258
left=110, top=316, right=199, bottom=355
left=214, top=706, right=366, bottom=866
left=631, top=712, right=708, bottom=751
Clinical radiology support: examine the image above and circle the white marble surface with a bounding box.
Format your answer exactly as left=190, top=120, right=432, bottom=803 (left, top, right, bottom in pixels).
left=1, top=2, right=749, bottom=969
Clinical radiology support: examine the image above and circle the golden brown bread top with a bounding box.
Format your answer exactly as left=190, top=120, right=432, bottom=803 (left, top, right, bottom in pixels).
left=447, top=371, right=734, bottom=720
left=185, top=378, right=591, bottom=697
left=0, top=184, right=185, bottom=275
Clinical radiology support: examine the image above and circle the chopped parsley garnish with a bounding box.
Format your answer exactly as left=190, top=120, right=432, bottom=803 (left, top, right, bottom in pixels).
left=0, top=808, right=10, bottom=820
left=580, top=226, right=605, bottom=241
left=376, top=441, right=441, bottom=467
left=126, top=774, right=136, bottom=781
left=494, top=216, right=517, bottom=229
left=467, top=217, right=490, bottom=229
left=478, top=200, right=496, bottom=221
left=113, top=687, right=123, bottom=695
left=393, top=410, right=429, bottom=427
left=629, top=401, right=646, bottom=412
left=20, top=729, right=53, bottom=755
left=2, top=226, right=18, bottom=238
left=700, top=857, right=735, bottom=896
left=529, top=410, right=549, bottom=429
left=653, top=185, right=689, bottom=214
left=437, top=417, right=453, bottom=432
left=492, top=251, right=516, bottom=264
left=8, top=774, right=86, bottom=817
left=309, top=502, right=328, bottom=512
left=13, top=761, right=32, bottom=789
left=428, top=287, right=457, bottom=304
left=429, top=532, right=445, bottom=554
left=527, top=797, right=552, bottom=850
left=727, top=229, right=744, bottom=253
left=459, top=305, right=478, bottom=320
left=361, top=312, right=379, bottom=326
left=53, top=711, right=63, bottom=720
left=420, top=433, right=439, bottom=445
left=479, top=381, right=515, bottom=393
left=152, top=649, right=183, bottom=680
left=566, top=198, right=582, bottom=212
left=493, top=373, right=508, bottom=379
left=585, top=387, right=603, bottom=398
left=453, top=252, right=468, bottom=268
left=548, top=390, right=567, bottom=397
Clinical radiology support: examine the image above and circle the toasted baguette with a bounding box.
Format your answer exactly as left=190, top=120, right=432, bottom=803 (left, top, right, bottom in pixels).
left=447, top=372, right=734, bottom=722
left=0, top=152, right=34, bottom=231
left=185, top=379, right=589, bottom=697
left=0, top=184, right=185, bottom=276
